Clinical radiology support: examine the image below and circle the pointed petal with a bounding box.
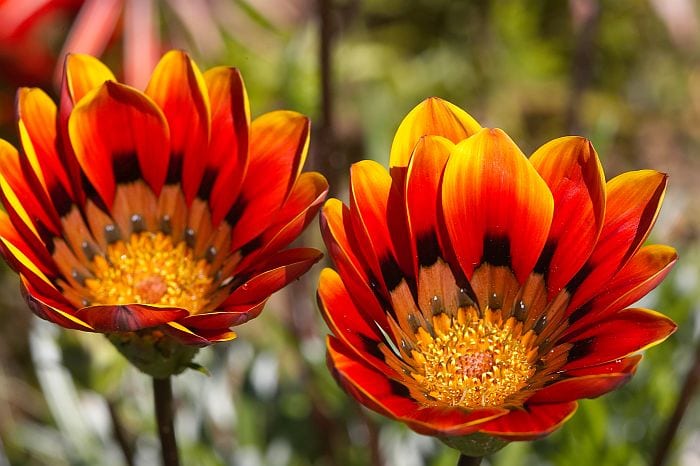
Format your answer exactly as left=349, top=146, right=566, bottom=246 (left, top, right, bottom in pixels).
left=205, top=66, right=251, bottom=224
left=328, top=336, right=507, bottom=436
left=0, top=138, right=61, bottom=236
left=567, top=245, right=677, bottom=334
left=236, top=171, right=328, bottom=270
left=478, top=402, right=578, bottom=440
left=182, top=301, right=266, bottom=329
left=20, top=276, right=93, bottom=331
left=318, top=268, right=385, bottom=371
left=68, top=81, right=170, bottom=208
left=75, top=304, right=189, bottom=332
left=224, top=247, right=322, bottom=305
left=442, top=128, right=554, bottom=282
left=145, top=50, right=211, bottom=204
left=530, top=137, right=606, bottom=296
left=528, top=356, right=641, bottom=403
left=320, top=198, right=389, bottom=328
left=229, top=111, right=309, bottom=250
left=164, top=322, right=236, bottom=346
left=563, top=308, right=676, bottom=370
left=567, top=170, right=667, bottom=313
left=405, top=135, right=453, bottom=274
left=390, top=97, right=481, bottom=169
left=349, top=160, right=412, bottom=293
left=17, top=87, right=77, bottom=210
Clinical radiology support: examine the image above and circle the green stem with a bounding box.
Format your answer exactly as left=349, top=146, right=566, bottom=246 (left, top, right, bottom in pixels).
left=458, top=454, right=483, bottom=466
left=153, top=376, right=180, bottom=466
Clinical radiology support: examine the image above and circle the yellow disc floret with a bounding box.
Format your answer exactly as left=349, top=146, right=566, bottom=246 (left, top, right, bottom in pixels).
left=408, top=307, right=537, bottom=408
left=85, top=232, right=212, bottom=313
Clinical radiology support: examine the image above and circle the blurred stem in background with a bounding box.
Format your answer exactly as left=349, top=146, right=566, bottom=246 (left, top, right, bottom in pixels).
left=653, top=339, right=700, bottom=466
left=153, top=377, right=180, bottom=466
left=458, top=454, right=482, bottom=466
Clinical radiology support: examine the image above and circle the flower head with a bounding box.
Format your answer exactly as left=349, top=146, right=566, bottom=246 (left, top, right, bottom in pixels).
left=0, top=50, right=327, bottom=376
left=318, top=98, right=676, bottom=454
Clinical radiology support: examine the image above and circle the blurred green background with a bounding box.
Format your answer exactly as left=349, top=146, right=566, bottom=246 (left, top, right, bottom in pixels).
left=0, top=0, right=698, bottom=465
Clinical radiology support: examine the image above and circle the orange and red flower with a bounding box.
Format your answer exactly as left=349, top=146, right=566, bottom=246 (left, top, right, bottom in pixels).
left=0, top=50, right=327, bottom=374
left=318, top=98, right=676, bottom=453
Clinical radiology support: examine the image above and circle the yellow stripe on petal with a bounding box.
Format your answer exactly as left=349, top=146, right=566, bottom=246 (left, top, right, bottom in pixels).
left=64, top=53, right=116, bottom=105
left=390, top=97, right=481, bottom=169
left=1, top=238, right=52, bottom=285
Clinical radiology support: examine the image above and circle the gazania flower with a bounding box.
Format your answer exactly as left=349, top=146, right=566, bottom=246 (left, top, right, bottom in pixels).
left=0, top=50, right=327, bottom=377
left=318, top=98, right=676, bottom=455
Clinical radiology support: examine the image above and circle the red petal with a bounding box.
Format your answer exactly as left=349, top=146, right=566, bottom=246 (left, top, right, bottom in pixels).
left=566, top=170, right=667, bottom=313
left=566, top=245, right=677, bottom=335
left=528, top=356, right=641, bottom=403
left=318, top=268, right=385, bottom=371
left=530, top=137, right=606, bottom=296
left=405, top=135, right=453, bottom=275
left=0, top=211, right=56, bottom=277
left=75, top=304, right=189, bottom=332
left=236, top=171, right=328, bottom=271
left=182, top=301, right=267, bottom=329
left=17, top=87, right=77, bottom=208
left=68, top=81, right=170, bottom=208
left=478, top=402, right=578, bottom=440
left=229, top=111, right=310, bottom=250
left=145, top=50, right=211, bottom=204
left=224, top=247, right=322, bottom=306
left=20, top=276, right=92, bottom=331
left=349, top=160, right=412, bottom=292
left=320, top=198, right=389, bottom=328
left=389, top=97, right=481, bottom=169
left=442, top=128, right=554, bottom=282
left=563, top=308, right=676, bottom=370
left=205, top=66, right=251, bottom=224
left=164, top=322, right=236, bottom=346
left=0, top=138, right=61, bottom=235
left=328, top=336, right=507, bottom=436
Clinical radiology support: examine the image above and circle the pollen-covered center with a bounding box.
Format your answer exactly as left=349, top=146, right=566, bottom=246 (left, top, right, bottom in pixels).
left=85, top=232, right=213, bottom=313
left=408, top=307, right=537, bottom=408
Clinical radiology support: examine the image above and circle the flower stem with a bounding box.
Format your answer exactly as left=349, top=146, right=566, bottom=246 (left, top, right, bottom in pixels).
left=153, top=376, right=180, bottom=466
left=652, top=338, right=700, bottom=466
left=458, top=454, right=483, bottom=466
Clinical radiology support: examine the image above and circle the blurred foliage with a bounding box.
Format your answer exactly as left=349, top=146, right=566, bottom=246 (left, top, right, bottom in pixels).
left=0, top=0, right=698, bottom=465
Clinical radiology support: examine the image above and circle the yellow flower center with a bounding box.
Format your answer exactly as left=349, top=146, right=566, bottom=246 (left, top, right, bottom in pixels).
left=408, top=307, right=536, bottom=408
left=84, top=232, right=213, bottom=313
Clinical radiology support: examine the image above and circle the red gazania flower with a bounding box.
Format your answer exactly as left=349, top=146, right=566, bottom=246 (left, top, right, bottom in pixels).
left=318, top=98, right=676, bottom=454
left=0, top=50, right=327, bottom=376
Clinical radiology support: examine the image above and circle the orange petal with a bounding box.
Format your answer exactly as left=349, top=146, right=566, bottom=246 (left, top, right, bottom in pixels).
left=566, top=170, right=667, bottom=313
left=563, top=308, right=676, bottom=370
left=530, top=137, right=606, bottom=296
left=389, top=97, right=481, bottom=169
left=204, top=66, right=251, bottom=224
left=229, top=111, right=309, bottom=250
left=567, top=244, right=677, bottom=333
left=442, top=128, right=554, bottom=282
left=350, top=160, right=412, bottom=293
left=405, top=135, right=453, bottom=274
left=145, top=50, right=211, bottom=204
left=68, top=82, right=170, bottom=208
left=236, top=171, right=328, bottom=270
left=223, top=247, right=322, bottom=306
left=17, top=87, right=77, bottom=211
left=320, top=198, right=389, bottom=329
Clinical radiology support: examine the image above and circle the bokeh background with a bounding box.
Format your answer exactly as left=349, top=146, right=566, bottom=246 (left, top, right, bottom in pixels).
left=0, top=0, right=698, bottom=465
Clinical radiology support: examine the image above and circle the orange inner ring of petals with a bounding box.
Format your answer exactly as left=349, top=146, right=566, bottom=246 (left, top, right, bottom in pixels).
left=406, top=307, right=538, bottom=408
left=84, top=232, right=213, bottom=313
